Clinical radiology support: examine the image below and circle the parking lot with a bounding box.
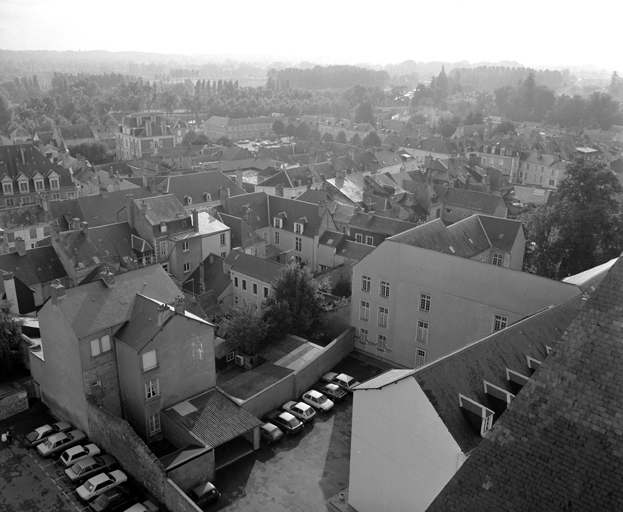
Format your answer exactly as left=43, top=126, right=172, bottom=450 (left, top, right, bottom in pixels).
left=211, top=354, right=390, bottom=512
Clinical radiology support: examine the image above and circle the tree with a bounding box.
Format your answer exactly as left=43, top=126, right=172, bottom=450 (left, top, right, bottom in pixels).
left=264, top=260, right=327, bottom=338
left=285, top=123, right=296, bottom=137
left=0, top=300, right=24, bottom=377
left=0, top=93, right=12, bottom=133
left=520, top=159, right=623, bottom=279
left=159, top=91, right=179, bottom=116
left=351, top=133, right=362, bottom=146
left=354, top=102, right=374, bottom=125
left=336, top=131, right=347, bottom=143
left=182, top=130, right=198, bottom=145
left=491, top=121, right=516, bottom=136
left=362, top=131, right=381, bottom=147
left=69, top=142, right=111, bottom=165
left=294, top=122, right=310, bottom=140
left=220, top=302, right=268, bottom=356
left=272, top=119, right=285, bottom=136
left=322, top=132, right=334, bottom=143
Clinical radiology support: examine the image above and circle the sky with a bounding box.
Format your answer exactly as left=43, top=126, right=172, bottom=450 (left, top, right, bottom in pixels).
left=0, top=0, right=621, bottom=71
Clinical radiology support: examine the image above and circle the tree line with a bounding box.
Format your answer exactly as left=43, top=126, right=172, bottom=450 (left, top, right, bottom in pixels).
left=270, top=65, right=390, bottom=90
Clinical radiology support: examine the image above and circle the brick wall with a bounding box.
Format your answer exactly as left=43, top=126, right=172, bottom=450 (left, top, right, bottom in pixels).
left=0, top=384, right=29, bottom=420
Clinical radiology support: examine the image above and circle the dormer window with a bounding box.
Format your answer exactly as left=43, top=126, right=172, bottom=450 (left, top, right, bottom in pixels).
left=459, top=394, right=495, bottom=437
left=34, top=179, right=44, bottom=191
left=294, top=222, right=303, bottom=234
left=185, top=195, right=192, bottom=205
left=2, top=182, right=13, bottom=195
left=483, top=380, right=515, bottom=412
left=160, top=223, right=167, bottom=233
left=18, top=179, right=29, bottom=193
left=526, top=356, right=542, bottom=371
left=274, top=217, right=283, bottom=229
left=506, top=368, right=530, bottom=391
left=204, top=192, right=211, bottom=201
left=49, top=178, right=59, bottom=190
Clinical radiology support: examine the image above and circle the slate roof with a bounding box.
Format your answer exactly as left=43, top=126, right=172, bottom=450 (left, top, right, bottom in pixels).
left=217, top=363, right=294, bottom=400
left=477, top=215, right=522, bottom=252
left=268, top=195, right=325, bottom=237
left=164, top=389, right=262, bottom=448
left=53, top=265, right=182, bottom=339
left=184, top=254, right=231, bottom=299
left=563, top=257, right=617, bottom=293
left=349, top=212, right=417, bottom=236
left=0, top=245, right=67, bottom=285
left=34, top=131, right=54, bottom=144
left=225, top=250, right=284, bottom=284
left=336, top=240, right=375, bottom=260
left=427, top=257, right=623, bottom=511
left=216, top=212, right=264, bottom=249
left=56, top=124, right=96, bottom=141
left=156, top=171, right=246, bottom=205
left=134, top=194, right=188, bottom=226
left=0, top=144, right=73, bottom=188
left=224, top=191, right=269, bottom=231
left=257, top=166, right=312, bottom=189
left=434, top=186, right=506, bottom=215
left=0, top=205, right=51, bottom=229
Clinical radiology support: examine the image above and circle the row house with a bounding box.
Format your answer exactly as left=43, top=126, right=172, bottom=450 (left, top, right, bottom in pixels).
left=517, top=151, right=567, bottom=189
left=203, top=116, right=277, bottom=141
left=477, top=138, right=522, bottom=181
left=350, top=222, right=581, bottom=368
left=0, top=144, right=78, bottom=209
left=116, top=113, right=175, bottom=161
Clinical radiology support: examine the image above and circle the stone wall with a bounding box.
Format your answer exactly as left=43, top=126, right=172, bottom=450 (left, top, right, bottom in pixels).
left=164, top=478, right=203, bottom=512
left=0, top=384, right=28, bottom=421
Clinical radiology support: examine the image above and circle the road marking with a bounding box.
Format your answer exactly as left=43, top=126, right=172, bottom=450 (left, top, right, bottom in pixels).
left=41, top=460, right=57, bottom=468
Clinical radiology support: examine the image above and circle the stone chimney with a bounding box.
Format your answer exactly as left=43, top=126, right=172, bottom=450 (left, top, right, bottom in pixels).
left=157, top=302, right=172, bottom=326
left=81, top=221, right=89, bottom=238
left=15, top=237, right=26, bottom=256
left=276, top=184, right=284, bottom=197
left=50, top=279, right=66, bottom=305
left=336, top=170, right=346, bottom=189
left=140, top=200, right=147, bottom=216
left=101, top=267, right=115, bottom=288
left=469, top=153, right=478, bottom=167
left=174, top=296, right=185, bottom=314
left=113, top=179, right=120, bottom=192
left=219, top=187, right=230, bottom=211
left=318, top=199, right=328, bottom=219
left=193, top=209, right=200, bottom=233
left=20, top=145, right=26, bottom=164
left=307, top=177, right=313, bottom=190
left=72, top=218, right=81, bottom=231
left=3, top=272, right=19, bottom=314
left=51, top=220, right=60, bottom=242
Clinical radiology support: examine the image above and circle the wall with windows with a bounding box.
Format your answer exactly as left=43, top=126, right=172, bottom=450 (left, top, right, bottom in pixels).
left=230, top=271, right=273, bottom=308
left=351, top=241, right=581, bottom=368
left=200, top=229, right=231, bottom=261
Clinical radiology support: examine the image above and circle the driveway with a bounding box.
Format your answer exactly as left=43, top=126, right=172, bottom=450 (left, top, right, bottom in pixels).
left=210, top=354, right=390, bottom=512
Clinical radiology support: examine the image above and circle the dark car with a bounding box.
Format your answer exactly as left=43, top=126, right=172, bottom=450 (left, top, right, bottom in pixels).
left=263, top=410, right=304, bottom=435
left=190, top=482, right=220, bottom=507
left=65, top=454, right=118, bottom=482
left=318, top=383, right=348, bottom=402
left=89, top=484, right=136, bottom=512
left=26, top=421, right=72, bottom=447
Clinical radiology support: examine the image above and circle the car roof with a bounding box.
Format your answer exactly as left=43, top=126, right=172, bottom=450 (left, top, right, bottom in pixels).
left=280, top=411, right=295, bottom=420
left=306, top=390, right=322, bottom=398
left=55, top=421, right=72, bottom=428
left=295, top=402, right=312, bottom=410
left=76, top=457, right=97, bottom=468
left=47, top=433, right=67, bottom=442
left=192, top=481, right=217, bottom=495
left=261, top=422, right=278, bottom=431
left=88, top=472, right=111, bottom=484
left=322, top=383, right=340, bottom=390
left=66, top=445, right=84, bottom=454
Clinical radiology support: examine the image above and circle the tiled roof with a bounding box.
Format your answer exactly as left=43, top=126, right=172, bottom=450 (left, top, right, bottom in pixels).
left=164, top=389, right=262, bottom=448
left=226, top=250, right=284, bottom=284
left=434, top=186, right=506, bottom=215
left=0, top=245, right=67, bottom=285
left=54, top=265, right=182, bottom=339
left=427, top=257, right=623, bottom=511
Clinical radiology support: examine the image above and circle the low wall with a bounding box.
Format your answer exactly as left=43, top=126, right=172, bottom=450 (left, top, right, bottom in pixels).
left=86, top=398, right=166, bottom=502
left=164, top=478, right=203, bottom=512
left=0, top=384, right=28, bottom=421
left=238, top=327, right=355, bottom=418
left=167, top=450, right=215, bottom=494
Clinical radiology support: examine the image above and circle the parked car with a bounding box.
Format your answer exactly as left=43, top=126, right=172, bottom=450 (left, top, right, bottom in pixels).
left=77, top=470, right=128, bottom=501
left=282, top=401, right=316, bottom=424
left=37, top=430, right=86, bottom=457
left=302, top=390, right=334, bottom=412
left=263, top=410, right=304, bottom=435
left=322, top=372, right=360, bottom=392
left=26, top=421, right=72, bottom=447
left=65, top=454, right=118, bottom=482
left=89, top=484, right=135, bottom=512
left=122, top=501, right=159, bottom=512
left=318, top=383, right=347, bottom=402
left=260, top=422, right=284, bottom=445
left=61, top=444, right=101, bottom=467
left=190, top=481, right=221, bottom=507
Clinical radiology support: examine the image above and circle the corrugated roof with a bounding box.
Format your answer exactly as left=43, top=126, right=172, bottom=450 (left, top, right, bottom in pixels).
left=165, top=389, right=262, bottom=448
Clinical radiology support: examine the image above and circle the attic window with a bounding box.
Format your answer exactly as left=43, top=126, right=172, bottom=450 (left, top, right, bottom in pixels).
left=204, top=192, right=211, bottom=201
left=160, top=223, right=167, bottom=233
left=459, top=394, right=495, bottom=436
left=526, top=356, right=542, bottom=371
left=185, top=195, right=192, bottom=205
left=483, top=380, right=515, bottom=411
left=294, top=222, right=304, bottom=234
left=274, top=217, right=283, bottom=229
left=506, top=368, right=530, bottom=389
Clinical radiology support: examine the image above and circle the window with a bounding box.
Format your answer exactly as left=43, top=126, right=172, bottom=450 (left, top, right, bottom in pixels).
left=360, top=328, right=369, bottom=344
left=494, top=314, right=508, bottom=332
left=3, top=183, right=13, bottom=195
left=145, top=379, right=159, bottom=400
left=294, top=255, right=302, bottom=263
left=264, top=287, right=269, bottom=298
left=539, top=176, right=543, bottom=184
left=51, top=193, right=60, bottom=201
left=35, top=180, right=44, bottom=191
left=142, top=350, right=157, bottom=371
left=365, top=236, right=374, bottom=246
left=415, top=348, right=427, bottom=367
left=377, top=334, right=387, bottom=351
left=274, top=231, right=280, bottom=244
left=548, top=178, right=556, bottom=186
left=234, top=296, right=239, bottom=305
left=234, top=276, right=239, bottom=288
left=274, top=217, right=283, bottom=229
left=183, top=263, right=190, bottom=273
left=355, top=233, right=363, bottom=243
left=242, top=279, right=247, bottom=291
left=160, top=223, right=167, bottom=233
left=360, top=301, right=370, bottom=321
left=226, top=351, right=235, bottom=363
left=499, top=159, right=504, bottom=166
left=378, top=306, right=388, bottom=327
left=417, top=321, right=429, bottom=343
left=29, top=227, right=37, bottom=239
left=252, top=283, right=258, bottom=295
left=362, top=275, right=371, bottom=292
left=221, top=252, right=226, bottom=257
left=295, top=237, right=302, bottom=252
left=220, top=233, right=226, bottom=246
left=420, top=294, right=431, bottom=312
left=294, top=222, right=303, bottom=234
left=5, top=198, right=14, bottom=207
left=182, top=241, right=189, bottom=252
left=492, top=253, right=503, bottom=266
left=49, top=179, right=59, bottom=189
left=380, top=280, right=390, bottom=298
left=19, top=181, right=29, bottom=193
left=90, top=335, right=111, bottom=357
left=182, top=220, right=187, bottom=228
left=148, top=413, right=161, bottom=436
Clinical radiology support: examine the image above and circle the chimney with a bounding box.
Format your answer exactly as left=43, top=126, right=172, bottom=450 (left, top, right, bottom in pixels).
left=50, top=220, right=60, bottom=241
left=15, top=237, right=26, bottom=256
left=336, top=170, right=346, bottom=189
left=140, top=200, right=147, bottom=216
left=174, top=296, right=185, bottom=314
left=50, top=279, right=65, bottom=305
left=209, top=253, right=215, bottom=264
left=101, top=267, right=115, bottom=288
left=81, top=221, right=89, bottom=238
left=469, top=153, right=477, bottom=166
left=3, top=272, right=19, bottom=314
left=193, top=209, right=199, bottom=233
left=113, top=179, right=120, bottom=192
left=72, top=218, right=81, bottom=231
left=100, top=186, right=108, bottom=198
left=157, top=302, right=172, bottom=326
left=318, top=199, right=328, bottom=219
left=307, top=177, right=313, bottom=190
left=367, top=210, right=375, bottom=221
left=20, top=146, right=26, bottom=164
left=218, top=187, right=229, bottom=212
left=276, top=184, right=284, bottom=197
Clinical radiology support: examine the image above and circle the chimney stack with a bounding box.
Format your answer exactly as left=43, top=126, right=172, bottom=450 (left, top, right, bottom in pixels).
left=50, top=279, right=66, bottom=305
left=336, top=170, right=346, bottom=189
left=125, top=194, right=135, bottom=228
left=174, top=296, right=185, bottom=314
left=100, top=186, right=108, bottom=198
left=140, top=201, right=147, bottom=216
left=318, top=199, right=328, bottom=219
left=157, top=302, right=172, bottom=326
left=101, top=267, right=115, bottom=288
left=81, top=221, right=89, bottom=238
left=219, top=187, right=230, bottom=211
left=72, top=218, right=81, bottom=231
left=15, top=237, right=26, bottom=256
left=193, top=209, right=199, bottom=233
left=3, top=272, right=19, bottom=314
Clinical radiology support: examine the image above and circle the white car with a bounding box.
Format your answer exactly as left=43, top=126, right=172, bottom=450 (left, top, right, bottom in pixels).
left=36, top=430, right=86, bottom=458
left=76, top=469, right=127, bottom=501
left=302, top=390, right=334, bottom=412
left=282, top=401, right=316, bottom=423
left=60, top=443, right=100, bottom=467
left=322, top=372, right=361, bottom=392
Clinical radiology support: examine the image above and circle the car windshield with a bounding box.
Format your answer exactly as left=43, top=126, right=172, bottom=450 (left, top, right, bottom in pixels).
left=43, top=439, right=53, bottom=449
left=71, top=463, right=81, bottom=473
left=287, top=418, right=299, bottom=427
left=84, top=481, right=95, bottom=492
left=317, top=395, right=327, bottom=403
